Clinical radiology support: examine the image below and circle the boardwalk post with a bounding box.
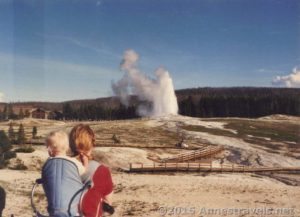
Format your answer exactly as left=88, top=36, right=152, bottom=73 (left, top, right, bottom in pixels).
left=176, top=162, right=178, bottom=172
left=198, top=162, right=200, bottom=172
left=221, top=163, right=223, bottom=173
left=165, top=162, right=167, bottom=172
left=210, top=161, right=212, bottom=171
left=153, top=162, right=155, bottom=173
left=129, top=163, right=132, bottom=171
left=141, top=163, right=144, bottom=169
left=188, top=162, right=189, bottom=172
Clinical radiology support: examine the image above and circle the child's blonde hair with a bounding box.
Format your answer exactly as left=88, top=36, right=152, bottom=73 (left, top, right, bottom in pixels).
left=46, top=130, right=69, bottom=155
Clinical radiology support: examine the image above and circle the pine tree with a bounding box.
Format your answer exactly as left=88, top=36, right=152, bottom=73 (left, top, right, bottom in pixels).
left=0, top=130, right=11, bottom=153
left=8, top=104, right=15, bottom=119
left=19, top=108, right=24, bottom=119
left=8, top=122, right=15, bottom=144
left=32, top=126, right=37, bottom=139
left=2, top=104, right=8, bottom=120
left=17, top=124, right=26, bottom=145
left=63, top=103, right=73, bottom=120
left=24, top=109, right=30, bottom=118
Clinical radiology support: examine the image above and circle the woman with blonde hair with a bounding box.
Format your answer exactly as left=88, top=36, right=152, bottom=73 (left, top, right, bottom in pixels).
left=69, top=124, right=114, bottom=217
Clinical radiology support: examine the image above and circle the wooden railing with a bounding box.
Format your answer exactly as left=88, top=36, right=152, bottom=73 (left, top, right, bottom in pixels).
left=126, top=162, right=300, bottom=173
left=160, top=146, right=224, bottom=163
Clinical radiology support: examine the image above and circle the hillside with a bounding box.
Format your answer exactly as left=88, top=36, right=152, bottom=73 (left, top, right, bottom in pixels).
left=1, top=87, right=299, bottom=118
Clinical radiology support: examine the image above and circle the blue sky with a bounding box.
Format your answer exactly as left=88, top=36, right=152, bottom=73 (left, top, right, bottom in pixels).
left=0, top=0, right=299, bottom=102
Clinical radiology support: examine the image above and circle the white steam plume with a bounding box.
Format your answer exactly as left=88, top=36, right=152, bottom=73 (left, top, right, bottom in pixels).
left=272, top=68, right=300, bottom=88
left=0, top=92, right=5, bottom=102
left=112, top=49, right=178, bottom=116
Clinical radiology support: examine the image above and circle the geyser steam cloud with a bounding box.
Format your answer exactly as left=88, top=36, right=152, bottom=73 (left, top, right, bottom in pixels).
left=0, top=92, right=4, bottom=102
left=112, top=49, right=178, bottom=116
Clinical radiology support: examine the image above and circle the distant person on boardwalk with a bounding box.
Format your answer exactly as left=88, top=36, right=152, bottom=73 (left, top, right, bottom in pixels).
left=0, top=186, right=5, bottom=217
left=69, top=124, right=114, bottom=217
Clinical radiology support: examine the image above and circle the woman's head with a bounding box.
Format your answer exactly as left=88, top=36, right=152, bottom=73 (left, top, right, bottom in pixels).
left=69, top=124, right=95, bottom=159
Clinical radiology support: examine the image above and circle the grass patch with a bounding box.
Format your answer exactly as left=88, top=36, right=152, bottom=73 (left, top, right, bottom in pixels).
left=225, top=120, right=299, bottom=143
left=243, top=138, right=281, bottom=150
left=182, top=125, right=235, bottom=137
left=182, top=119, right=299, bottom=155
left=95, top=124, right=180, bottom=147
left=14, top=145, right=35, bottom=153
left=8, top=159, right=28, bottom=170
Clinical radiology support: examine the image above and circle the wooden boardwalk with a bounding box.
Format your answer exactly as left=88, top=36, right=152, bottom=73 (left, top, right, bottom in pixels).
left=160, top=146, right=224, bottom=163
left=125, top=162, right=300, bottom=173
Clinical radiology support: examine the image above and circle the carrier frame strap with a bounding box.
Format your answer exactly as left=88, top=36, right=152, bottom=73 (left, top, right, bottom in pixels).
left=31, top=178, right=49, bottom=217
left=68, top=180, right=92, bottom=217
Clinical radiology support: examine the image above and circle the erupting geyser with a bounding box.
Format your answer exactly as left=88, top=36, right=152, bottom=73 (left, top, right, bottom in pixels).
left=112, top=49, right=178, bottom=117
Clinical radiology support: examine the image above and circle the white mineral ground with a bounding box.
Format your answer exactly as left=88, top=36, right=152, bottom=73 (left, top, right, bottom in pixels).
left=0, top=115, right=299, bottom=216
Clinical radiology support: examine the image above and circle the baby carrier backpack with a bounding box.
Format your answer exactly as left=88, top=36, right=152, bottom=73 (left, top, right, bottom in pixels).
left=31, top=158, right=88, bottom=217
left=31, top=159, right=113, bottom=217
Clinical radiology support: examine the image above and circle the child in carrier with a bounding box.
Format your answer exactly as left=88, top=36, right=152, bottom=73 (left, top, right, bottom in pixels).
left=45, top=131, right=85, bottom=175
left=43, top=131, right=86, bottom=217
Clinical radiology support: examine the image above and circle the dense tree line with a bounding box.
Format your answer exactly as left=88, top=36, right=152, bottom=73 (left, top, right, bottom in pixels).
left=0, top=104, right=17, bottom=120
left=178, top=87, right=300, bottom=117
left=62, top=103, right=139, bottom=120
left=63, top=87, right=299, bottom=120
left=0, top=104, right=30, bottom=121
left=0, top=88, right=299, bottom=120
